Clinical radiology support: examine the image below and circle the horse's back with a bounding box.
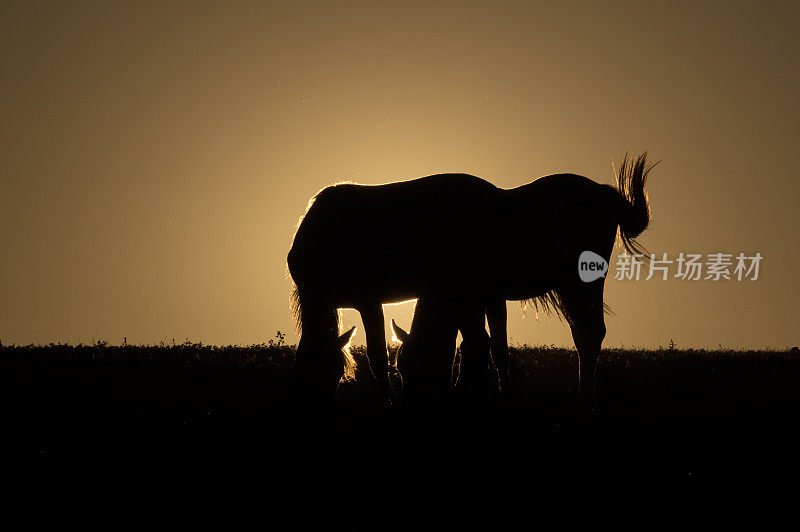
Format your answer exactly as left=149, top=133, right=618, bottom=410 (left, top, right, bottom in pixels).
left=490, top=173, right=623, bottom=296
left=320, top=172, right=495, bottom=207
left=288, top=173, right=499, bottom=301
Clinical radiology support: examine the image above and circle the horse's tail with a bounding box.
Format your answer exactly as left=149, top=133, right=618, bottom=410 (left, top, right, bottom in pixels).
left=615, top=152, right=657, bottom=256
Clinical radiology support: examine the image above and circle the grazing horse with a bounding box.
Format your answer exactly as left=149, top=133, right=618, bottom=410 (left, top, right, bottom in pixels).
left=390, top=298, right=508, bottom=401
left=288, top=153, right=654, bottom=406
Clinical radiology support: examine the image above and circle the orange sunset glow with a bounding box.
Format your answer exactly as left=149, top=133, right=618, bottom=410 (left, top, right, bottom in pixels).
left=1, top=1, right=798, bottom=349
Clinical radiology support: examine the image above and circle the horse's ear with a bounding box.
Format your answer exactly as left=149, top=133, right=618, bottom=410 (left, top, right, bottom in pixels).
left=337, top=326, right=356, bottom=349
left=391, top=319, right=409, bottom=344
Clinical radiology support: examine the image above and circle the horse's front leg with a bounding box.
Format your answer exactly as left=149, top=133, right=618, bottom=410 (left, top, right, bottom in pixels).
left=487, top=298, right=510, bottom=394
left=360, top=303, right=394, bottom=407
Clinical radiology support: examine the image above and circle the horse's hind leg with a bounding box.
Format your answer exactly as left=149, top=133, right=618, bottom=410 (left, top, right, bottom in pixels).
left=486, top=299, right=510, bottom=393
left=560, top=283, right=606, bottom=408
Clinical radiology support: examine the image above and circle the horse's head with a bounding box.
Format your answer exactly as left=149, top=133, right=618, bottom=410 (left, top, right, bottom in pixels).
left=293, top=325, right=356, bottom=403
left=391, top=319, right=455, bottom=400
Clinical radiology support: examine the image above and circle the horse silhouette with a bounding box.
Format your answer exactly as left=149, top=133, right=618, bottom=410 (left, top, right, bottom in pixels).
left=390, top=298, right=507, bottom=401
left=288, top=153, right=654, bottom=406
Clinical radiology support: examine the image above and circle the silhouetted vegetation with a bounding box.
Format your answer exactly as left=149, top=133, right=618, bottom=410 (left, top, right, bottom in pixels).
left=2, top=339, right=799, bottom=528
left=2, top=339, right=798, bottom=416
left=4, top=339, right=795, bottom=402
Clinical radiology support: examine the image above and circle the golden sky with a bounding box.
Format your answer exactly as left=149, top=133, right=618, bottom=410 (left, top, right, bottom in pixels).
left=1, top=1, right=798, bottom=348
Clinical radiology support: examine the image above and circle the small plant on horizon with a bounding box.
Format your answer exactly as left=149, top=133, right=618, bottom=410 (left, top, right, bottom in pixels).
left=268, top=331, right=286, bottom=348
left=668, top=339, right=676, bottom=351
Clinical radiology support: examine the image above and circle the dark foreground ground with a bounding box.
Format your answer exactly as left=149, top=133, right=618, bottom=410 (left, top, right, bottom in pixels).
left=2, top=341, right=800, bottom=529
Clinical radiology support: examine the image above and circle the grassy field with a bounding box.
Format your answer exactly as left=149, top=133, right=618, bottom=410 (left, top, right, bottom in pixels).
left=2, top=340, right=799, bottom=528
